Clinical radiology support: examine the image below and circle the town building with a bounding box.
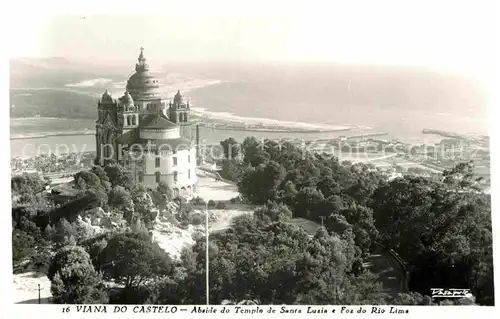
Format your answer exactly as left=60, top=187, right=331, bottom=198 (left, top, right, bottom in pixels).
left=95, top=48, right=197, bottom=197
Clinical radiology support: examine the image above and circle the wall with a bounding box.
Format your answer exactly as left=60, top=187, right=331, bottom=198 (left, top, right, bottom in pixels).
left=179, top=124, right=194, bottom=141
left=142, top=147, right=197, bottom=188
left=139, top=128, right=180, bottom=140
left=134, top=99, right=167, bottom=114
left=119, top=130, right=138, bottom=147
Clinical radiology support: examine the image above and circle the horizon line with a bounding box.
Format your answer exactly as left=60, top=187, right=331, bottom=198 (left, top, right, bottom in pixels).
left=9, top=56, right=484, bottom=76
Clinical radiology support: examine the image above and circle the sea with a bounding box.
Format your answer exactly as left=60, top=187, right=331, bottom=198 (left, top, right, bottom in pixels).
left=10, top=62, right=490, bottom=159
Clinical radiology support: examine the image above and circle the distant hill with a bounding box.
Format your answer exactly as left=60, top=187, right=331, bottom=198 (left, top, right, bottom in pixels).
left=13, top=57, right=84, bottom=70
left=9, top=57, right=126, bottom=88
left=9, top=58, right=128, bottom=119
left=10, top=90, right=98, bottom=119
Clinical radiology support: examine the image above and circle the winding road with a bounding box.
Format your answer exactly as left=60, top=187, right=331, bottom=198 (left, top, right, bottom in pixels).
left=291, top=218, right=405, bottom=296
left=199, top=175, right=406, bottom=296
left=363, top=245, right=405, bottom=295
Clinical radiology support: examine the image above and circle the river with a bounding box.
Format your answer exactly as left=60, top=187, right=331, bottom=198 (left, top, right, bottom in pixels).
left=10, top=125, right=367, bottom=159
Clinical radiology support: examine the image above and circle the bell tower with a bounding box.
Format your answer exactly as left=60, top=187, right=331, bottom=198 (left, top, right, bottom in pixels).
left=96, top=90, right=118, bottom=163
left=117, top=91, right=139, bottom=145
left=168, top=90, right=193, bottom=140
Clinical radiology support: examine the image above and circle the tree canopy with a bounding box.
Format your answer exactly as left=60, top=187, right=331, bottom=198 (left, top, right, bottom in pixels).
left=48, top=245, right=108, bottom=304
left=12, top=135, right=493, bottom=305
left=95, top=231, right=175, bottom=288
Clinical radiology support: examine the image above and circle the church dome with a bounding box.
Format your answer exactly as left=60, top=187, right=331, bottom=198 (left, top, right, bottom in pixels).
left=101, top=90, right=113, bottom=103
left=126, top=47, right=161, bottom=101
left=174, top=90, right=183, bottom=104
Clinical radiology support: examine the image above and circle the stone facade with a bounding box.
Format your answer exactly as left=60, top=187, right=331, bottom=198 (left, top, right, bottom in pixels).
left=95, top=48, right=197, bottom=196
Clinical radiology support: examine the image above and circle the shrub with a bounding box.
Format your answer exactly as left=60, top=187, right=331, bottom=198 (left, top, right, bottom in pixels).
left=191, top=214, right=203, bottom=226
left=12, top=229, right=36, bottom=267
left=31, top=250, right=52, bottom=272
left=51, top=264, right=108, bottom=304
left=230, top=196, right=242, bottom=204
left=215, top=201, right=227, bottom=209
left=174, top=196, right=186, bottom=205
left=190, top=196, right=206, bottom=206
left=182, top=203, right=194, bottom=214
left=207, top=200, right=216, bottom=208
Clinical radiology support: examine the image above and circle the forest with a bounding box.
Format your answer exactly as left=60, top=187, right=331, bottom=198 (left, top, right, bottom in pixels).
left=11, top=136, right=493, bottom=305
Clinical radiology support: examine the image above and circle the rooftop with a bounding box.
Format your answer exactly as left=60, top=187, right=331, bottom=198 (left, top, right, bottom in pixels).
left=139, top=114, right=178, bottom=130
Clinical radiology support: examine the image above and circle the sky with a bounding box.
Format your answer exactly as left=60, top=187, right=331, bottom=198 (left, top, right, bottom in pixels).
left=6, top=0, right=497, bottom=77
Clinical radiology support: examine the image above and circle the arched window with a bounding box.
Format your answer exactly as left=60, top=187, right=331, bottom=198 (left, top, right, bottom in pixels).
left=105, top=130, right=113, bottom=158
left=173, top=171, right=178, bottom=182
left=155, top=171, right=161, bottom=183
left=127, top=116, right=131, bottom=125
left=138, top=171, right=144, bottom=183
left=132, top=116, right=136, bottom=125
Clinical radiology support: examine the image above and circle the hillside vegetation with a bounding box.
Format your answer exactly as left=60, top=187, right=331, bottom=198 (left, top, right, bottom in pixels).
left=10, top=138, right=492, bottom=305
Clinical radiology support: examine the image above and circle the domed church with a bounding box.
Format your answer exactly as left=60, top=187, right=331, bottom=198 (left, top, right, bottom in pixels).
left=95, top=48, right=197, bottom=197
